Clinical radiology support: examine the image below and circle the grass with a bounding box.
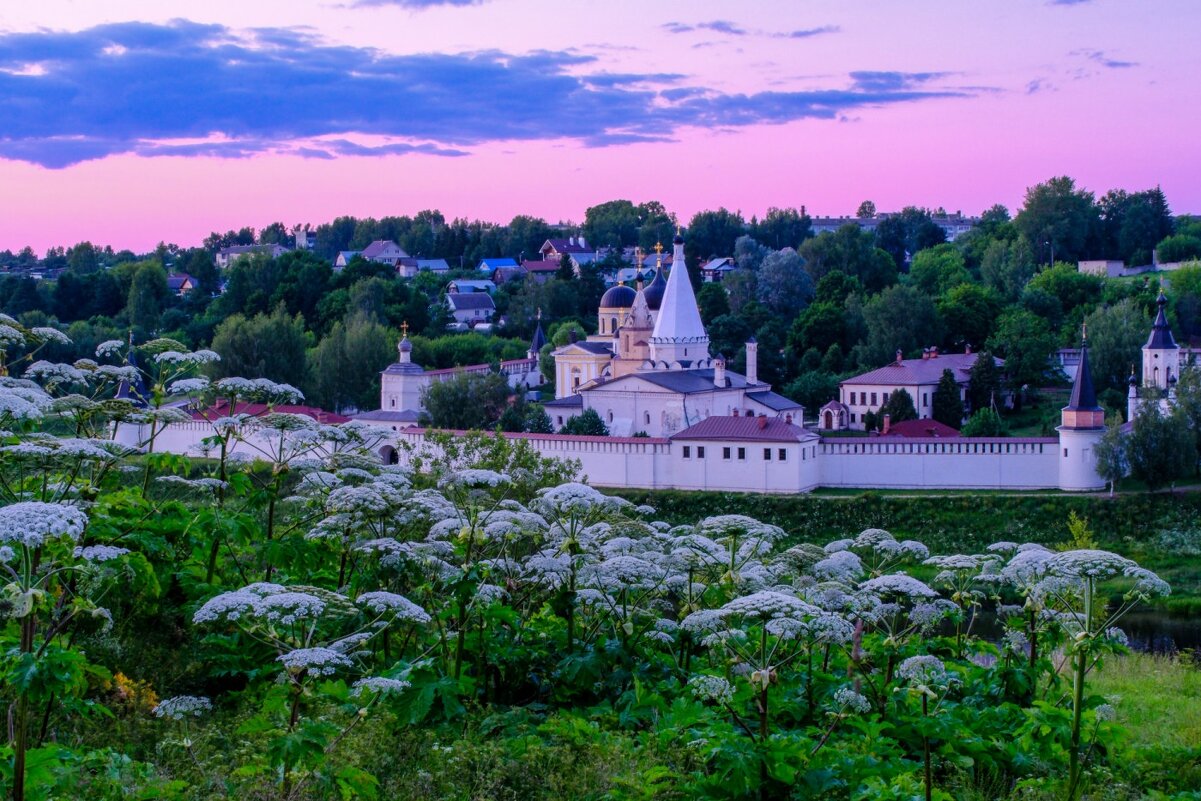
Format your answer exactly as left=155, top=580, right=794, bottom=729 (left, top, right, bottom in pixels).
left=1091, top=652, right=1201, bottom=750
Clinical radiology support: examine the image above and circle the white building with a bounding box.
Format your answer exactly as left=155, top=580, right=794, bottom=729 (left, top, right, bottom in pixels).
left=215, top=243, right=289, bottom=269
left=361, top=240, right=410, bottom=264
left=828, top=348, right=1000, bottom=430
left=544, top=234, right=802, bottom=436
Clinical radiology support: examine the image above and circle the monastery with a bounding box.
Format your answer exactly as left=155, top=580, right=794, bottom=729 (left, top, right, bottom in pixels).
left=118, top=232, right=1132, bottom=495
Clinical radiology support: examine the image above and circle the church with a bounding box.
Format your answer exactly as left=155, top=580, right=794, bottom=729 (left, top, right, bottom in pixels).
left=543, top=234, right=802, bottom=436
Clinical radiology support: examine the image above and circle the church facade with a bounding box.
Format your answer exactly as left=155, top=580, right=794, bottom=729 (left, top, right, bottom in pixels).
left=544, top=235, right=801, bottom=436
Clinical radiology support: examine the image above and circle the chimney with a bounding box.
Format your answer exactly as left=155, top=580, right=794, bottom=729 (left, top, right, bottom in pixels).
left=931, top=346, right=939, bottom=358
left=882, top=413, right=891, bottom=435
left=568, top=328, right=578, bottom=344
left=714, top=353, right=727, bottom=388
left=733, top=409, right=740, bottom=417
left=745, top=337, right=758, bottom=385
left=922, top=349, right=929, bottom=360
left=895, top=349, right=903, bottom=365
left=578, top=234, right=587, bottom=249
left=784, top=413, right=792, bottom=425
left=757, top=415, right=768, bottom=430
left=965, top=343, right=972, bottom=355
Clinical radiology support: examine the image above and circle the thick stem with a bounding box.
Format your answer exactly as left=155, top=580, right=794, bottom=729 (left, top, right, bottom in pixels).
left=13, top=615, right=35, bottom=801
left=922, top=694, right=932, bottom=801
left=1067, top=582, right=1093, bottom=801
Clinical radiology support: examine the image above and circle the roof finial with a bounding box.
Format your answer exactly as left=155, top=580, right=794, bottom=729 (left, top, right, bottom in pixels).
left=1081, top=321, right=1087, bottom=345
left=401, top=321, right=409, bottom=337
left=536, top=307, right=542, bottom=321
left=653, top=241, right=664, bottom=256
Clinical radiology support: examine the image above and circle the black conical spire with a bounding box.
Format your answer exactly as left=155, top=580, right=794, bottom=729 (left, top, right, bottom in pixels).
left=1145, top=290, right=1178, bottom=350
left=1066, top=327, right=1101, bottom=413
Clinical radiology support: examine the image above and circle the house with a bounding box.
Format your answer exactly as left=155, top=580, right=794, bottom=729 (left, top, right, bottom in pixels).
left=478, top=257, right=519, bottom=273
left=829, top=347, right=1002, bottom=430
left=396, top=258, right=450, bottom=278
left=361, top=240, right=410, bottom=264
left=519, top=259, right=561, bottom=284
left=215, top=243, right=289, bottom=269
left=701, top=257, right=736, bottom=282
left=165, top=273, right=196, bottom=296
left=334, top=251, right=361, bottom=269
left=491, top=265, right=527, bottom=285
left=446, top=292, right=496, bottom=325
left=540, top=237, right=591, bottom=261
left=446, top=279, right=496, bottom=294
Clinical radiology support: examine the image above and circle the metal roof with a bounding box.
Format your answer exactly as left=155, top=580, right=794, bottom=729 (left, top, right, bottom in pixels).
left=672, top=416, right=812, bottom=442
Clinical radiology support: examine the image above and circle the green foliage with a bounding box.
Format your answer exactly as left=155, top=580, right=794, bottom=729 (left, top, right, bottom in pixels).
left=419, top=370, right=511, bottom=430
left=932, top=369, right=965, bottom=428
left=209, top=305, right=310, bottom=388
left=987, top=309, right=1055, bottom=389
left=960, top=407, right=1008, bottom=437
left=560, top=408, right=609, bottom=436
left=1127, top=404, right=1194, bottom=491
left=882, top=387, right=918, bottom=424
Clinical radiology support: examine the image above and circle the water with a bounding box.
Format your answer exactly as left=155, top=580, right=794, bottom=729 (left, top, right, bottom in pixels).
left=950, top=610, right=1201, bottom=658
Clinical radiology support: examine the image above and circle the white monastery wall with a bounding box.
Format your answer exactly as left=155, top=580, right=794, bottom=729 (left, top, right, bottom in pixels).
left=818, top=437, right=1059, bottom=490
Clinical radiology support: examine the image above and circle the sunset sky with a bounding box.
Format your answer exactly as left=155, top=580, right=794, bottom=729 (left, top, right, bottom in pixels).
left=0, top=0, right=1196, bottom=252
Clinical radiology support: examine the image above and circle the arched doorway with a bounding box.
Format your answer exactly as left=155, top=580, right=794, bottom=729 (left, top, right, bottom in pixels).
left=378, top=445, right=398, bottom=465
left=824, top=411, right=833, bottom=428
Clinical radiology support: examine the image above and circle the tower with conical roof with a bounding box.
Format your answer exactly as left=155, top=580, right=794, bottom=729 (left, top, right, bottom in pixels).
left=1142, top=290, right=1179, bottom=391
left=1058, top=328, right=1106, bottom=491
left=648, top=233, right=710, bottom=369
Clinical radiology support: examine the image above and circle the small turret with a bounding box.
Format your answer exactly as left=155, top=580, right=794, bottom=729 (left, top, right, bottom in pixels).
left=714, top=353, right=726, bottom=388
left=1143, top=289, right=1180, bottom=390
left=1058, top=327, right=1106, bottom=491
left=1061, top=330, right=1103, bottom=430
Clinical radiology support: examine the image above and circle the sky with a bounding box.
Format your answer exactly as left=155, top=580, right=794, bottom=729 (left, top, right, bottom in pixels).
left=0, top=0, right=1197, bottom=253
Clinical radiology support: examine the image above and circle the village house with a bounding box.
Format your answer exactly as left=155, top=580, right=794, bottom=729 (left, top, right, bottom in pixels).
left=214, top=243, right=289, bottom=269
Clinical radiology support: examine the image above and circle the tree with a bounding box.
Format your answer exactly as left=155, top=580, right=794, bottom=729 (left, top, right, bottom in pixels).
left=210, top=306, right=309, bottom=388
left=560, top=408, right=608, bottom=436
left=908, top=244, right=969, bottom=296
left=582, top=199, right=640, bottom=248
left=799, top=224, right=897, bottom=293
left=420, top=371, right=511, bottom=430
left=874, top=207, right=946, bottom=270
left=305, top=315, right=396, bottom=412
left=687, top=208, right=746, bottom=268
left=938, top=284, right=1002, bottom=353
left=556, top=253, right=575, bottom=281
left=1083, top=299, right=1150, bottom=394
left=966, top=351, right=1001, bottom=414
left=1026, top=263, right=1103, bottom=316
left=856, top=200, right=877, bottom=219
left=986, top=309, right=1055, bottom=390
left=1014, top=176, right=1099, bottom=265
left=722, top=270, right=758, bottom=315
left=1126, top=404, right=1194, bottom=491
left=733, top=235, right=769, bottom=272
left=980, top=236, right=1036, bottom=301
left=931, top=369, right=964, bottom=428
left=697, top=282, right=730, bottom=324
left=66, top=241, right=99, bottom=274
left=782, top=371, right=839, bottom=413
left=814, top=271, right=862, bottom=305
left=752, top=207, right=812, bottom=250
left=1097, top=187, right=1173, bottom=266
left=1156, top=234, right=1201, bottom=263
left=787, top=301, right=847, bottom=360
left=881, top=388, right=918, bottom=424
left=126, top=262, right=169, bottom=331
left=755, top=248, right=814, bottom=315
left=1093, top=417, right=1129, bottom=496
left=960, top=407, right=1007, bottom=437
left=861, top=285, right=942, bottom=366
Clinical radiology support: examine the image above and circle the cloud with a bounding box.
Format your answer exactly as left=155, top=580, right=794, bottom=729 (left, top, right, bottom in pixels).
left=1025, top=77, right=1055, bottom=94
left=0, top=20, right=975, bottom=168
left=1048, top=0, right=1092, bottom=5
left=663, top=20, right=838, bottom=40
left=351, top=0, right=487, bottom=8
left=1072, top=48, right=1138, bottom=69
left=785, top=25, right=840, bottom=39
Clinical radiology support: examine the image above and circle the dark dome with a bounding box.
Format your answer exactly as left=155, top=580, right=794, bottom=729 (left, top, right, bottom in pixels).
left=673, top=233, right=684, bottom=245
left=642, top=266, right=668, bottom=310
left=600, top=284, right=636, bottom=308
left=399, top=337, right=412, bottom=353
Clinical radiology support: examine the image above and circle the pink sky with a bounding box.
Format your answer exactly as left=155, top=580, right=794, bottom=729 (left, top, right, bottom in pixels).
left=0, top=0, right=1196, bottom=252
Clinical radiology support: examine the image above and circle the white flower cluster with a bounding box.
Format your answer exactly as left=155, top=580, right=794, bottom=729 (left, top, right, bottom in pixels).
left=95, top=340, right=126, bottom=358
left=812, top=550, right=864, bottom=582
left=719, top=591, right=820, bottom=621
left=350, top=677, right=411, bottom=697
left=30, top=326, right=72, bottom=345
left=859, top=574, right=938, bottom=599
left=833, top=686, right=871, bottom=714
left=440, top=469, right=511, bottom=490
left=73, top=544, right=130, bottom=562
left=0, top=502, right=89, bottom=548
left=153, top=695, right=212, bottom=720
left=278, top=647, right=354, bottom=675
left=155, top=349, right=221, bottom=365
left=688, top=675, right=734, bottom=705
left=214, top=377, right=304, bottom=403
left=0, top=323, right=25, bottom=347
left=356, top=591, right=431, bottom=623
left=895, top=655, right=948, bottom=688
left=24, top=361, right=88, bottom=387
left=168, top=377, right=211, bottom=395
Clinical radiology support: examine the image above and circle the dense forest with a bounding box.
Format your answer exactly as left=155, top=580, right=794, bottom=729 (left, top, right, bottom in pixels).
left=1, top=177, right=1199, bottom=426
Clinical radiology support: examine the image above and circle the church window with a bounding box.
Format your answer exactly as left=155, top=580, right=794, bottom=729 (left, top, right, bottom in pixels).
left=697, top=447, right=706, bottom=458
left=608, top=410, right=614, bottom=423
left=722, top=447, right=732, bottom=460
left=850, top=413, right=856, bottom=423
left=737, top=447, right=746, bottom=461
left=923, top=393, right=929, bottom=407
left=870, top=392, right=877, bottom=406
left=1063, top=448, right=1069, bottom=458
left=882, top=392, right=889, bottom=403
left=644, top=412, right=650, bottom=425
left=390, top=399, right=395, bottom=408
left=557, top=416, right=564, bottom=426
left=763, top=448, right=772, bottom=460
left=683, top=446, right=691, bottom=459
left=779, top=449, right=787, bottom=461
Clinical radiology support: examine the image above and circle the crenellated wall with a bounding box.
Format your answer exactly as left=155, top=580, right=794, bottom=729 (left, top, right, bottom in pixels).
left=817, top=437, right=1060, bottom=490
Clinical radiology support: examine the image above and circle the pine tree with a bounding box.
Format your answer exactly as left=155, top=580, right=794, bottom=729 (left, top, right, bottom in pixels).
left=967, top=351, right=1001, bottom=413
left=881, top=388, right=918, bottom=424
left=932, top=369, right=965, bottom=428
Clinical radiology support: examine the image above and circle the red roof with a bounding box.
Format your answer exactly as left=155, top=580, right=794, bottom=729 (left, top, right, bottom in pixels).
left=191, top=400, right=350, bottom=424
left=882, top=418, right=960, bottom=438
left=671, top=415, right=808, bottom=442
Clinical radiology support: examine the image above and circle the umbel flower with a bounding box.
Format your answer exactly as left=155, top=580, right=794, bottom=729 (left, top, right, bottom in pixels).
left=0, top=502, right=89, bottom=548
left=153, top=696, right=212, bottom=720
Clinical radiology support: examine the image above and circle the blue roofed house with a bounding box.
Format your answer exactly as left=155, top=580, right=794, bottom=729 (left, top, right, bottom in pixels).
left=396, top=258, right=450, bottom=278
left=334, top=251, right=361, bottom=269
left=478, top=257, right=519, bottom=273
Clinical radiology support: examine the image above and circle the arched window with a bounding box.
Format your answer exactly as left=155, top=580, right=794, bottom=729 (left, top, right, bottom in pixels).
left=644, top=412, right=650, bottom=425
left=608, top=410, right=614, bottom=423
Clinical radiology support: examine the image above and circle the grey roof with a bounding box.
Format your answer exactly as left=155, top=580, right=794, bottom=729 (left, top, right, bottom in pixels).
left=447, top=293, right=496, bottom=311
left=361, top=240, right=404, bottom=259
left=544, top=394, right=584, bottom=407
left=353, top=409, right=421, bottom=423
left=746, top=390, right=803, bottom=411
left=1145, top=292, right=1179, bottom=350
left=383, top=362, right=424, bottom=376
left=601, top=368, right=749, bottom=395
left=842, top=352, right=1000, bottom=387
left=562, top=341, right=613, bottom=355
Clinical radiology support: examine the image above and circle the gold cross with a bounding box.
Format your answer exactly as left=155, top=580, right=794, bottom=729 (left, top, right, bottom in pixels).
left=401, top=321, right=409, bottom=337
left=654, top=242, right=664, bottom=255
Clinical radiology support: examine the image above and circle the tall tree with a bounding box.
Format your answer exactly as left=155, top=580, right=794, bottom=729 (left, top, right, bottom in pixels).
left=751, top=207, right=812, bottom=250
left=908, top=244, right=970, bottom=296
left=1082, top=299, right=1151, bottom=394
left=799, top=224, right=897, bottom=293
left=966, top=351, right=1002, bottom=414
left=986, top=309, right=1055, bottom=391
left=306, top=315, right=396, bottom=412
left=932, top=368, right=964, bottom=428
left=1014, top=176, right=1099, bottom=265
left=861, top=285, right=942, bottom=366
left=126, top=262, right=169, bottom=331
left=874, top=207, right=946, bottom=270
left=420, top=370, right=511, bottom=430
left=881, top=388, right=918, bottom=424
left=1127, top=404, right=1194, bottom=491
left=1093, top=417, right=1129, bottom=496
left=209, top=306, right=309, bottom=388
left=755, top=248, right=814, bottom=315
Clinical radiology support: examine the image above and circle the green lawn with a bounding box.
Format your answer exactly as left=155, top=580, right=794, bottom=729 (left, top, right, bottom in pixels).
left=1092, top=653, right=1201, bottom=751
